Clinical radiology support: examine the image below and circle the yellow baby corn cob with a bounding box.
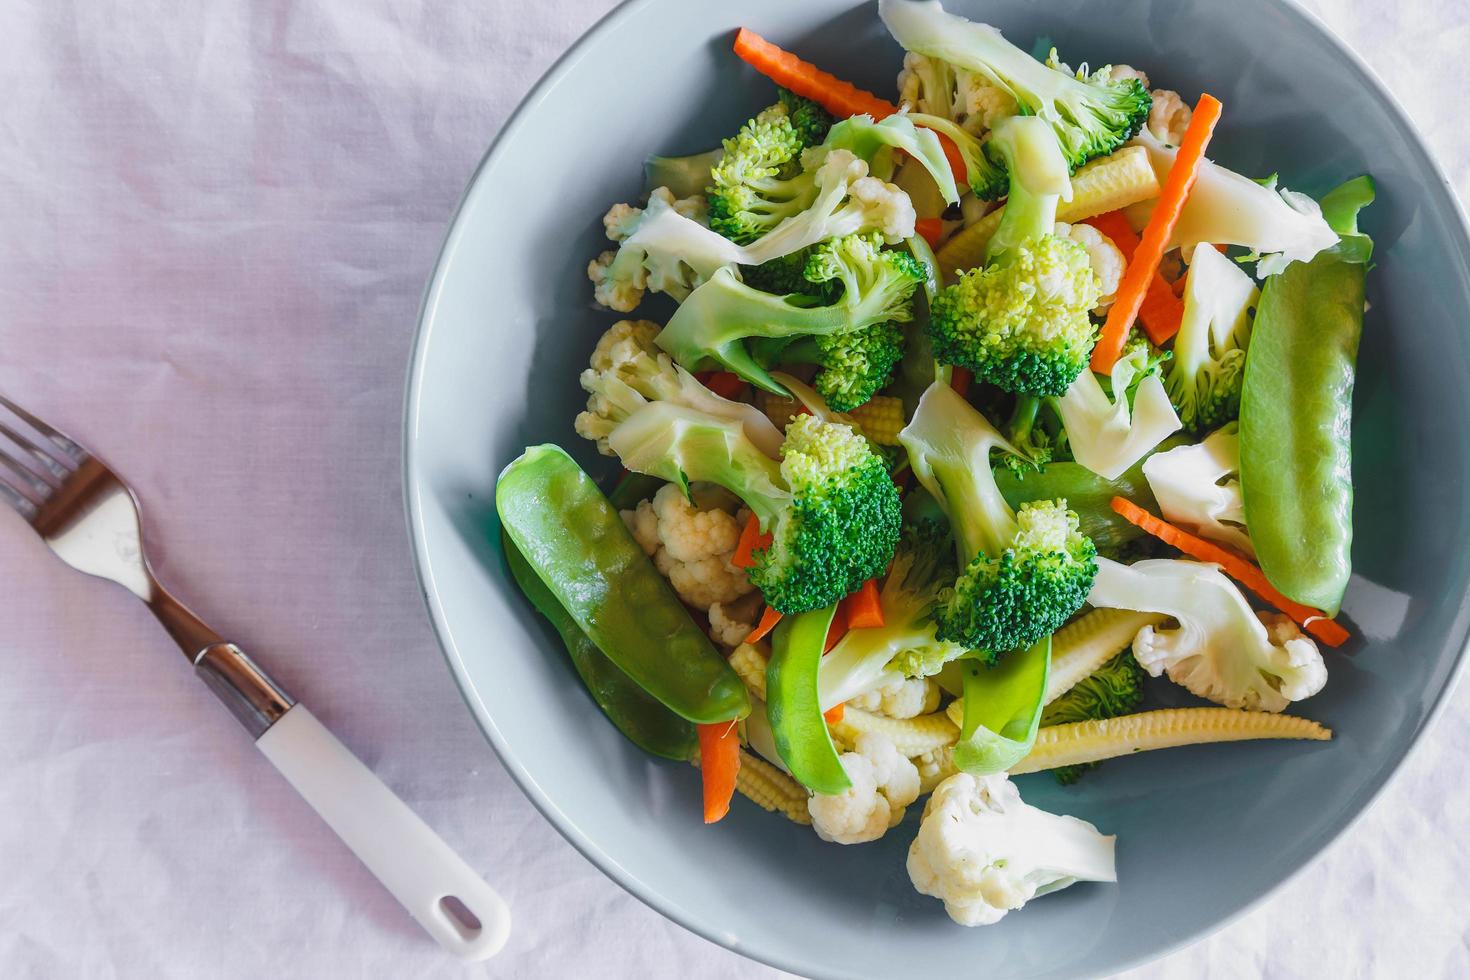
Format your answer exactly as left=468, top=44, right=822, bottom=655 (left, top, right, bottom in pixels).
left=936, top=145, right=1161, bottom=280
left=690, top=748, right=813, bottom=825
left=728, top=642, right=768, bottom=702
left=1046, top=609, right=1166, bottom=705
left=917, top=709, right=1328, bottom=790
left=844, top=396, right=906, bottom=446
left=831, top=706, right=959, bottom=757
left=1009, top=708, right=1332, bottom=776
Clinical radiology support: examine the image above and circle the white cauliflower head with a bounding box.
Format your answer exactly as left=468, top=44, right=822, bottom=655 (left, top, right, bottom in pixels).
left=1056, top=221, right=1125, bottom=311
left=1141, top=423, right=1254, bottom=556
left=620, top=483, right=755, bottom=610
left=708, top=593, right=761, bottom=649
left=808, top=733, right=921, bottom=844
left=849, top=674, right=941, bottom=719
left=587, top=186, right=745, bottom=311
left=1147, top=89, right=1192, bottom=146
left=907, top=772, right=1117, bottom=927
left=1087, top=557, right=1328, bottom=712
left=847, top=173, right=919, bottom=244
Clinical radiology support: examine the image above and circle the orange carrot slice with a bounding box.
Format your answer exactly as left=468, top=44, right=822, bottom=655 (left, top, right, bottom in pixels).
left=744, top=605, right=783, bottom=644
left=732, top=513, right=773, bottom=570
left=731, top=28, right=967, bottom=186
left=697, top=720, right=741, bottom=823
left=1084, top=211, right=1185, bottom=345
left=823, top=703, right=846, bottom=725
left=1108, top=496, right=1349, bottom=647
left=694, top=370, right=749, bottom=400
left=915, top=217, right=944, bottom=249
left=1092, top=95, right=1223, bottom=372
left=841, top=578, right=885, bottom=629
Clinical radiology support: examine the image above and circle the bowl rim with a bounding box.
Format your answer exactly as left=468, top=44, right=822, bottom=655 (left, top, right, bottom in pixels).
left=403, top=1, right=1470, bottom=975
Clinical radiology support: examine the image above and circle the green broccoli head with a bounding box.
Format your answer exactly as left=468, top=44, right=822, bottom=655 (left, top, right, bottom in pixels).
left=1163, top=244, right=1258, bottom=432
left=899, top=384, right=1098, bottom=660
left=1168, top=349, right=1245, bottom=432
left=1041, top=649, right=1146, bottom=784
left=933, top=499, right=1098, bottom=659
left=656, top=235, right=923, bottom=407
left=999, top=394, right=1057, bottom=475
left=926, top=117, right=1100, bottom=397
left=928, top=236, right=1099, bottom=396
left=777, top=88, right=834, bottom=148
left=861, top=518, right=969, bottom=679
left=739, top=247, right=838, bottom=301
left=707, top=93, right=832, bottom=245
left=750, top=414, right=903, bottom=613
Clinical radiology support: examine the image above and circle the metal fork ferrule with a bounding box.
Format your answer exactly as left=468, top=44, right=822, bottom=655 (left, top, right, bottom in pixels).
left=194, top=644, right=296, bottom=739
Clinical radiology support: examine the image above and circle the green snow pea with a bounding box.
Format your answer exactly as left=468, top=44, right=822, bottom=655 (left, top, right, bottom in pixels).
left=1240, top=177, right=1374, bottom=616
left=953, top=635, right=1051, bottom=776
left=497, top=445, right=750, bottom=724
left=768, top=604, right=851, bottom=794
left=504, top=532, right=697, bottom=761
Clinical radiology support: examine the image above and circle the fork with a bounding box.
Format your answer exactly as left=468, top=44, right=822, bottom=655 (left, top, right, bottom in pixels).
left=0, top=393, right=510, bottom=961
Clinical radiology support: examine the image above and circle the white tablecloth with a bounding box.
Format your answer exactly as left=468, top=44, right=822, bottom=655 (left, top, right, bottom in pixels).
left=1, top=1, right=1466, bottom=977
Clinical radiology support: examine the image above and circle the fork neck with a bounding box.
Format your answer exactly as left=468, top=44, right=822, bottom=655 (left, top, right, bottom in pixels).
left=147, top=584, right=225, bottom=660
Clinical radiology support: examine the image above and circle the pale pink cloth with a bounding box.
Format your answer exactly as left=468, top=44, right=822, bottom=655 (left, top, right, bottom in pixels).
left=0, top=1, right=1466, bottom=977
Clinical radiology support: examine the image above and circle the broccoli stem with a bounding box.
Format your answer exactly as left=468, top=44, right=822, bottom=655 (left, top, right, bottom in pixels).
left=607, top=404, right=789, bottom=527
left=983, top=116, right=1070, bottom=263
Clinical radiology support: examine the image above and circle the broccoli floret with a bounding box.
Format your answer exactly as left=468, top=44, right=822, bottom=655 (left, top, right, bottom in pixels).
left=708, top=101, right=821, bottom=245
left=778, top=88, right=834, bottom=148
left=739, top=247, right=837, bottom=301
left=575, top=323, right=901, bottom=614
left=880, top=0, right=1151, bottom=193
left=820, top=519, right=969, bottom=704
left=926, top=117, right=1100, bottom=397
left=656, top=233, right=924, bottom=408
left=1000, top=394, right=1056, bottom=475
left=1163, top=244, right=1260, bottom=432
left=1041, top=651, right=1147, bottom=784
left=898, top=381, right=1097, bottom=660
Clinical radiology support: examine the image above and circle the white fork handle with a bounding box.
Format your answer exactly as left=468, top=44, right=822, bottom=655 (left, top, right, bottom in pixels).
left=255, top=705, right=510, bottom=961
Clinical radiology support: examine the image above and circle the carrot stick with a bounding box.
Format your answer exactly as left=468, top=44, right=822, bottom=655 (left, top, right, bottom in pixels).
left=697, top=720, right=741, bottom=823
left=824, top=602, right=849, bottom=653
left=744, top=605, right=783, bottom=644
left=1084, top=211, right=1185, bottom=345
left=732, top=28, right=967, bottom=186
left=949, top=366, right=973, bottom=397
left=1092, top=95, right=1223, bottom=372
left=695, top=370, right=748, bottom=400
left=731, top=513, right=773, bottom=570
left=915, top=217, right=944, bottom=249
left=823, top=703, right=846, bottom=724
left=841, top=578, right=885, bottom=629
left=1108, top=497, right=1350, bottom=647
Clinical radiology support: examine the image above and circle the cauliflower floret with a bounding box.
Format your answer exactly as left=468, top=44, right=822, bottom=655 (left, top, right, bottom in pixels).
left=897, top=52, right=1016, bottom=136
left=620, top=499, right=660, bottom=557
left=588, top=250, right=644, bottom=312
left=1108, top=64, right=1150, bottom=88
left=1088, top=557, right=1328, bottom=712
left=587, top=186, right=738, bottom=311
left=907, top=773, right=1117, bottom=927
left=1056, top=221, right=1125, bottom=310
left=849, top=675, right=941, bottom=719
left=621, top=483, right=755, bottom=609
left=847, top=174, right=918, bottom=244
left=652, top=483, right=742, bottom=562
left=708, top=593, right=762, bottom=649
left=808, top=733, right=921, bottom=844
left=1147, top=89, right=1192, bottom=146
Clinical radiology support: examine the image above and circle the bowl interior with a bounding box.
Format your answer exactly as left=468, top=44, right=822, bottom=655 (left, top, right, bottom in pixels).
left=405, top=1, right=1470, bottom=977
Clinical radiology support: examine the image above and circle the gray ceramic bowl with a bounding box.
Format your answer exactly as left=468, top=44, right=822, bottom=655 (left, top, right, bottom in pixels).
left=404, top=1, right=1470, bottom=976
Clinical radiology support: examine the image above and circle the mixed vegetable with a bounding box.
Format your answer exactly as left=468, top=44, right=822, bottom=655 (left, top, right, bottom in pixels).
left=496, top=0, right=1371, bottom=927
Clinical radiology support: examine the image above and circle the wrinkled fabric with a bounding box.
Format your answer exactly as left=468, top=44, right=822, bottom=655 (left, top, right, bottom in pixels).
left=0, top=1, right=1465, bottom=977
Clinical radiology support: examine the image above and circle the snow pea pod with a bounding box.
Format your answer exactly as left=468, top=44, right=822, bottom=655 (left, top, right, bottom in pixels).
left=497, top=445, right=750, bottom=724
left=768, top=604, right=852, bottom=794
left=953, top=636, right=1050, bottom=776
left=1240, top=177, right=1374, bottom=616
left=504, top=532, right=697, bottom=761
